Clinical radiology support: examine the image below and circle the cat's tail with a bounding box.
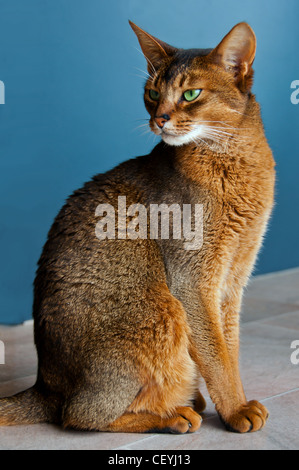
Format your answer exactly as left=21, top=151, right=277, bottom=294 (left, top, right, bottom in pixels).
left=0, top=386, right=59, bottom=426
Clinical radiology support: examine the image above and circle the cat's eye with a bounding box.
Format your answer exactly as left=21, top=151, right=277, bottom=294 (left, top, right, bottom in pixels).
left=183, top=89, right=202, bottom=102
left=149, top=89, right=160, bottom=101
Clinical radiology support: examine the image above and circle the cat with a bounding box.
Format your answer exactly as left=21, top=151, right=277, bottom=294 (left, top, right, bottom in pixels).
left=0, top=21, right=275, bottom=434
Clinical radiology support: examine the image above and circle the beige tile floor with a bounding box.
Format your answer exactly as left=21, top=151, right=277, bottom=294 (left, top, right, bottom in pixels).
left=0, top=268, right=299, bottom=450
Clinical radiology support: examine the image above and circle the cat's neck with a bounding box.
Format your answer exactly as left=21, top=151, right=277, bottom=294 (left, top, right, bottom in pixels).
left=168, top=97, right=273, bottom=182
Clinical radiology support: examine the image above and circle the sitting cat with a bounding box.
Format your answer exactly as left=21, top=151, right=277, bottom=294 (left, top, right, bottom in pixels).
left=0, top=21, right=275, bottom=434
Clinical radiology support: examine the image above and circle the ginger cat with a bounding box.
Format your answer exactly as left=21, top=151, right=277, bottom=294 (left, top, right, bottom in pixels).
left=0, top=21, right=275, bottom=434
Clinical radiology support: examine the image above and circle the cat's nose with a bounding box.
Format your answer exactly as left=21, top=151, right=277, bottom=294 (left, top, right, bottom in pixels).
left=155, top=114, right=170, bottom=129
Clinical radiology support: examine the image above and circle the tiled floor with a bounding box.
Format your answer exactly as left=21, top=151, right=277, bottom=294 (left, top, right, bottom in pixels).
left=0, top=268, right=299, bottom=450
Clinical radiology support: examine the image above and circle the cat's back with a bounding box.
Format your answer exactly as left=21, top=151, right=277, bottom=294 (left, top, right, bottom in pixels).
left=32, top=147, right=174, bottom=324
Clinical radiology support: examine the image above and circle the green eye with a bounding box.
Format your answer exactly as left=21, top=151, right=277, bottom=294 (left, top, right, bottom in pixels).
left=183, top=89, right=202, bottom=102
left=149, top=89, right=160, bottom=101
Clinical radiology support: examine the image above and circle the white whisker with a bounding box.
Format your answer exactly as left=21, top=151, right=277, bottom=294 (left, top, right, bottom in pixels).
left=134, top=123, right=150, bottom=130
left=207, top=128, right=248, bottom=140
left=131, top=119, right=150, bottom=135
left=189, top=123, right=251, bottom=146
left=192, top=120, right=251, bottom=132
left=198, top=120, right=237, bottom=127
left=205, top=129, right=234, bottom=137
left=229, top=109, right=251, bottom=118
left=134, top=67, right=152, bottom=79
left=130, top=74, right=150, bottom=82
left=203, top=134, right=228, bottom=144
left=134, top=47, right=157, bottom=79
left=191, top=135, right=214, bottom=151
left=141, top=130, right=152, bottom=137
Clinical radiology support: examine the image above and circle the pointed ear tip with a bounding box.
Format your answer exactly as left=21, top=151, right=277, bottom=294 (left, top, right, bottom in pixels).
left=234, top=22, right=256, bottom=38
left=128, top=20, right=138, bottom=31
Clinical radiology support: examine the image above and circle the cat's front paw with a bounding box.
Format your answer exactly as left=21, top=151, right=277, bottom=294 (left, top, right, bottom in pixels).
left=220, top=400, right=269, bottom=433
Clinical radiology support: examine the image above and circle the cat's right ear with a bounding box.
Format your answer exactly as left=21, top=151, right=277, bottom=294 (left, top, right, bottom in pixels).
left=129, top=21, right=177, bottom=75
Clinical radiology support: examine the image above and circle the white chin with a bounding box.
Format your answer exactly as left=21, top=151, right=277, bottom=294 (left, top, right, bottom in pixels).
left=160, top=127, right=204, bottom=147
left=161, top=134, right=182, bottom=146
left=161, top=133, right=191, bottom=146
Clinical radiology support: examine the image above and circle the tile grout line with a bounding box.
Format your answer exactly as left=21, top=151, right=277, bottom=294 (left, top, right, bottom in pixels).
left=261, top=387, right=299, bottom=402
left=114, top=387, right=299, bottom=449
left=114, top=433, right=162, bottom=450
left=0, top=374, right=37, bottom=388
left=241, top=307, right=299, bottom=326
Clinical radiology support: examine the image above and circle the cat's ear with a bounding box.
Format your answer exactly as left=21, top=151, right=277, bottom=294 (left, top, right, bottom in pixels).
left=129, top=21, right=177, bottom=74
left=210, top=22, right=256, bottom=91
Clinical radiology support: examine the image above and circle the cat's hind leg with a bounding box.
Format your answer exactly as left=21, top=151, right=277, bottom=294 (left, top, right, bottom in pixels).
left=62, top=386, right=202, bottom=434
left=63, top=389, right=201, bottom=433
left=62, top=282, right=201, bottom=433
left=193, top=390, right=207, bottom=413
left=61, top=378, right=141, bottom=431
left=103, top=407, right=202, bottom=433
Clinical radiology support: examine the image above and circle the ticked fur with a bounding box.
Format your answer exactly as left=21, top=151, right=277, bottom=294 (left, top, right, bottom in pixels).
left=0, top=21, right=275, bottom=434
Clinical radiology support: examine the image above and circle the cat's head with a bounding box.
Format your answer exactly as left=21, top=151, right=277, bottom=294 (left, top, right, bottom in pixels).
left=130, top=21, right=256, bottom=148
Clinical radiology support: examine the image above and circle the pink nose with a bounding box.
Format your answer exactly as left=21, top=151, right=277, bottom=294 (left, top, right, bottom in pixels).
left=155, top=114, right=170, bottom=129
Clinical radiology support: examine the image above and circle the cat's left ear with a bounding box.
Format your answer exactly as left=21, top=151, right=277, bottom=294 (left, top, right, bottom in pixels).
left=129, top=21, right=177, bottom=74
left=210, top=22, right=256, bottom=91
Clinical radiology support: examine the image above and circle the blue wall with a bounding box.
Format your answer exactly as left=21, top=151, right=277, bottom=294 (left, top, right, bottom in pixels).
left=0, top=0, right=298, bottom=324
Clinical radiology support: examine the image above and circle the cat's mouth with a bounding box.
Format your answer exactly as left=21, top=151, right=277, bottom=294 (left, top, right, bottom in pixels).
left=152, top=123, right=196, bottom=146
left=150, top=117, right=216, bottom=147
left=161, top=130, right=178, bottom=138
left=154, top=123, right=233, bottom=148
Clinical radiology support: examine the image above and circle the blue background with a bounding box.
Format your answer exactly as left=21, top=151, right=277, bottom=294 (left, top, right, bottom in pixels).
left=0, top=0, right=298, bottom=324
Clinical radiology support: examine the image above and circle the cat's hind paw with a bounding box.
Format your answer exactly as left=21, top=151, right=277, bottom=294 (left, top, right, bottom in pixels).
left=167, top=406, right=202, bottom=434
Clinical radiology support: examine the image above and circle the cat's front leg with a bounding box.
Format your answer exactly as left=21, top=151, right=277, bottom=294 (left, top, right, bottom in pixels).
left=187, top=292, right=268, bottom=433
left=219, top=222, right=273, bottom=430
left=220, top=294, right=269, bottom=432
left=220, top=286, right=245, bottom=405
